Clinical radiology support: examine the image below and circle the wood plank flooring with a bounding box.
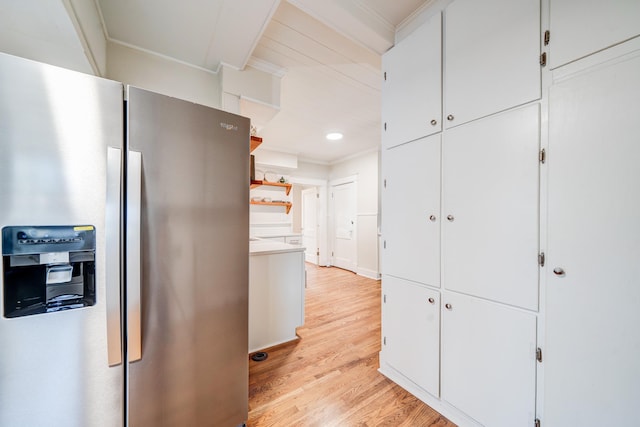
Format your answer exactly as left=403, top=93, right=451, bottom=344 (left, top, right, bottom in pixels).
left=248, top=264, right=455, bottom=427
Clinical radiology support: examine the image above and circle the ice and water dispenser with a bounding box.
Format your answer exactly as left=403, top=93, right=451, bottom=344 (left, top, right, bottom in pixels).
left=2, top=225, right=97, bottom=318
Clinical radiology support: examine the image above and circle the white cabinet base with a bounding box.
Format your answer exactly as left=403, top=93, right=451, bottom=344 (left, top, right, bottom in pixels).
left=249, top=250, right=305, bottom=353
left=378, top=359, right=482, bottom=427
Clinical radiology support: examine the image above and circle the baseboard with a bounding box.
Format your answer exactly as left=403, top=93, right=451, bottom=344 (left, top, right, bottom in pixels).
left=378, top=354, right=482, bottom=427
left=357, top=267, right=380, bottom=280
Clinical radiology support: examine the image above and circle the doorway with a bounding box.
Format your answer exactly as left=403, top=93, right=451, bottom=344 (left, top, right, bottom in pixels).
left=289, top=177, right=328, bottom=266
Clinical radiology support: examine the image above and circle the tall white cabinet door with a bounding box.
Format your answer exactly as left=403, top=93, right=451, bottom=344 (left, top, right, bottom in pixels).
left=382, top=276, right=440, bottom=396
left=383, top=135, right=440, bottom=287
left=441, top=292, right=537, bottom=427
left=549, top=0, right=640, bottom=69
left=545, top=48, right=640, bottom=427
left=382, top=12, right=442, bottom=149
left=442, top=105, right=539, bottom=310
left=444, top=0, right=540, bottom=128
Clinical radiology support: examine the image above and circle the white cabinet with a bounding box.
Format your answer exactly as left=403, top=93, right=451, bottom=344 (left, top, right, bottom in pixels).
left=380, top=108, right=540, bottom=424
left=249, top=249, right=305, bottom=353
left=382, top=276, right=440, bottom=396
left=382, top=134, right=440, bottom=287
left=549, top=0, right=640, bottom=69
left=380, top=1, right=543, bottom=424
left=444, top=0, right=540, bottom=127
left=442, top=105, right=540, bottom=310
left=441, top=292, right=537, bottom=427
left=545, top=45, right=640, bottom=427
left=382, top=12, right=441, bottom=149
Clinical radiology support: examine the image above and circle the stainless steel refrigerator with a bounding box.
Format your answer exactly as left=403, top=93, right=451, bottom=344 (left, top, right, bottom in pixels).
left=0, top=52, right=249, bottom=427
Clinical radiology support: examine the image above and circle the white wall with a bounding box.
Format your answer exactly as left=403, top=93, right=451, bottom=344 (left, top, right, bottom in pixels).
left=106, top=41, right=222, bottom=108
left=220, top=64, right=282, bottom=123
left=0, top=1, right=95, bottom=75
left=250, top=154, right=330, bottom=236
left=221, top=65, right=281, bottom=108
left=295, top=161, right=331, bottom=181
left=329, top=150, right=380, bottom=279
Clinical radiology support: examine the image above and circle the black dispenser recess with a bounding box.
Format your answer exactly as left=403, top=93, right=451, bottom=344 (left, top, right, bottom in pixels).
left=2, top=225, right=97, bottom=318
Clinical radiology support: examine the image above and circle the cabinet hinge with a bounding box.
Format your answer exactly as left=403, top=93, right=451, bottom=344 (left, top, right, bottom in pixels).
left=383, top=240, right=387, bottom=249
left=383, top=336, right=387, bottom=345
left=538, top=252, right=545, bottom=267
left=539, top=148, right=546, bottom=164
left=384, top=71, right=387, bottom=81
left=383, top=294, right=387, bottom=303
left=536, top=347, right=543, bottom=363
left=540, top=52, right=547, bottom=67
left=384, top=179, right=387, bottom=188
left=535, top=418, right=541, bottom=427
left=316, top=193, right=319, bottom=199
left=316, top=249, right=320, bottom=256
left=384, top=122, right=387, bottom=131
left=544, top=30, right=550, bottom=46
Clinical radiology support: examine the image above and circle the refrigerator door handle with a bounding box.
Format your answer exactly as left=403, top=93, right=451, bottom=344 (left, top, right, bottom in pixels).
left=106, top=147, right=123, bottom=366
left=127, top=150, right=143, bottom=362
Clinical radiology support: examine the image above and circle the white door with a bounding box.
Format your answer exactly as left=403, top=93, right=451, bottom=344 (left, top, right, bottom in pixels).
left=331, top=181, right=357, bottom=272
left=444, top=0, right=540, bottom=127
left=442, top=104, right=540, bottom=310
left=545, top=47, right=640, bottom=427
left=301, top=187, right=318, bottom=264
left=441, top=292, right=537, bottom=427
left=382, top=11, right=442, bottom=149
left=383, top=135, right=440, bottom=287
left=382, top=276, right=440, bottom=396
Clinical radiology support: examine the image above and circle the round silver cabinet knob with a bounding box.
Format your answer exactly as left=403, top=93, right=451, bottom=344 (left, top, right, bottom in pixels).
left=447, top=114, right=454, bottom=121
left=447, top=215, right=454, bottom=222
left=445, top=303, right=453, bottom=310
left=430, top=119, right=438, bottom=126
left=428, top=297, right=435, bottom=304
left=429, top=215, right=437, bottom=222
left=553, top=267, right=566, bottom=276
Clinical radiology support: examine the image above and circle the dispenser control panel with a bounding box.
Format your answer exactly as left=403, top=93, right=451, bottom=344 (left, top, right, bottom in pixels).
left=2, top=225, right=97, bottom=318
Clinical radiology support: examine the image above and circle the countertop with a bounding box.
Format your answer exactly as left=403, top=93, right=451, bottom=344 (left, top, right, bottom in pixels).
left=250, top=238, right=305, bottom=256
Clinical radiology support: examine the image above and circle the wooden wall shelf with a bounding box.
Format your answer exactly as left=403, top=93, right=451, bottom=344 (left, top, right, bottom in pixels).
left=250, top=200, right=292, bottom=214
left=250, top=136, right=263, bottom=153
left=250, top=180, right=292, bottom=195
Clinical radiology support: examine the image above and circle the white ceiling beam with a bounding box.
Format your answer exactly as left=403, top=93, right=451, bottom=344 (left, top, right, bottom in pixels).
left=205, top=0, right=282, bottom=70
left=286, top=0, right=395, bottom=54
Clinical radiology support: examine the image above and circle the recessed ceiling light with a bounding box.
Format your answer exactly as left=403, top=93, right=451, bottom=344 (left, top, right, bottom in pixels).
left=326, top=132, right=343, bottom=141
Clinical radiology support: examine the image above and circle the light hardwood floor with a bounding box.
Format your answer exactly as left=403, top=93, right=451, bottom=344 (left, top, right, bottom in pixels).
left=248, top=264, right=455, bottom=427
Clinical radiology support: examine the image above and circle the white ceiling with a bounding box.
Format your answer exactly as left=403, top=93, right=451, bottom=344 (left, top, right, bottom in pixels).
left=1, top=0, right=431, bottom=164
left=97, top=0, right=430, bottom=164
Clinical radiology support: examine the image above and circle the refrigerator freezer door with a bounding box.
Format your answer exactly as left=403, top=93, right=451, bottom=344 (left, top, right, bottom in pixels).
left=0, top=53, right=124, bottom=426
left=126, top=87, right=250, bottom=426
